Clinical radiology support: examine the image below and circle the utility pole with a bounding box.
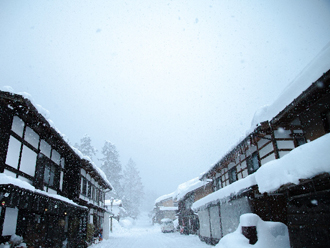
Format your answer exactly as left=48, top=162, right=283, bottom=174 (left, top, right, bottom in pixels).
left=110, top=197, right=114, bottom=232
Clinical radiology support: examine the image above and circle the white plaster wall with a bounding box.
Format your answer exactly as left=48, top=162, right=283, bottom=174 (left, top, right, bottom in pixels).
left=277, top=140, right=295, bottom=150
left=259, top=142, right=274, bottom=158
left=198, top=209, right=211, bottom=238
left=103, top=212, right=110, bottom=239
left=261, top=153, right=276, bottom=165
left=274, top=130, right=291, bottom=139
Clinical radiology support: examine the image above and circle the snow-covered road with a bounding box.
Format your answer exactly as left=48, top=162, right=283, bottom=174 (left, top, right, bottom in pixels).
left=90, top=214, right=211, bottom=248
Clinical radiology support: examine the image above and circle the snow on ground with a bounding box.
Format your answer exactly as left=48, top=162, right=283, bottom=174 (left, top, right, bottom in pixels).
left=90, top=212, right=211, bottom=248
left=216, top=213, right=290, bottom=248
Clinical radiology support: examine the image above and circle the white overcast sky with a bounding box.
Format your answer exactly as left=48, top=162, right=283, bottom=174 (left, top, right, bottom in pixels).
left=1, top=0, right=330, bottom=198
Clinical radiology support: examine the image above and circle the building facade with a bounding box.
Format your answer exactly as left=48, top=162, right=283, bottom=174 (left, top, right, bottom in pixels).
left=175, top=178, right=212, bottom=235
left=153, top=196, right=178, bottom=224
left=194, top=60, right=330, bottom=245
left=0, top=91, right=112, bottom=247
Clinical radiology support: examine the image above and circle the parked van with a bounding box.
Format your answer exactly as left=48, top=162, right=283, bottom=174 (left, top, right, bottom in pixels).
left=161, top=218, right=175, bottom=233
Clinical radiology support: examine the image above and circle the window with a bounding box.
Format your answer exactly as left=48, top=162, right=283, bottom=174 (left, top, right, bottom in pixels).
left=216, top=177, right=222, bottom=190
left=5, top=117, right=39, bottom=178
left=82, top=177, right=87, bottom=196
left=51, top=149, right=61, bottom=165
left=247, top=152, right=259, bottom=174
left=5, top=135, right=21, bottom=169
left=19, top=145, right=37, bottom=176
left=24, top=127, right=39, bottom=149
left=295, top=136, right=306, bottom=147
left=60, top=157, right=65, bottom=169
left=228, top=167, right=237, bottom=184
left=322, top=111, right=330, bottom=133
left=44, top=162, right=57, bottom=188
left=11, top=116, right=24, bottom=137
left=88, top=182, right=92, bottom=198
left=40, top=140, right=51, bottom=158
left=91, top=185, right=95, bottom=201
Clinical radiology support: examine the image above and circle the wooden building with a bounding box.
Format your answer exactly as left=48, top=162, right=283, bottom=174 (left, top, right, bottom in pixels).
left=0, top=91, right=112, bottom=247
left=153, top=194, right=178, bottom=224
left=175, top=178, right=212, bottom=235
left=193, top=47, right=330, bottom=247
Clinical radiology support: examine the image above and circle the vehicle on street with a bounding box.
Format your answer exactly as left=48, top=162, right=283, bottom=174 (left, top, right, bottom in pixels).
left=161, top=218, right=175, bottom=233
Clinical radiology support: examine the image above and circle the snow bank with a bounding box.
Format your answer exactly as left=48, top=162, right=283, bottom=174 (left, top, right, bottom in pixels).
left=193, top=133, right=330, bottom=210
left=110, top=218, right=126, bottom=234
left=120, top=217, right=135, bottom=229
left=216, top=213, right=290, bottom=248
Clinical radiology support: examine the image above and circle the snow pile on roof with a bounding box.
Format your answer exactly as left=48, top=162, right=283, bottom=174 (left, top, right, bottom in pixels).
left=256, top=133, right=330, bottom=193
left=1, top=87, right=112, bottom=190
left=159, top=206, right=178, bottom=211
left=105, top=199, right=122, bottom=206
left=155, top=191, right=176, bottom=204
left=216, top=213, right=290, bottom=248
left=174, top=177, right=208, bottom=201
left=155, top=177, right=209, bottom=205
left=2, top=86, right=57, bottom=129
left=204, top=41, right=330, bottom=179
left=193, top=174, right=257, bottom=210
left=0, top=173, right=85, bottom=208
left=193, top=133, right=330, bottom=210
left=251, top=41, right=330, bottom=128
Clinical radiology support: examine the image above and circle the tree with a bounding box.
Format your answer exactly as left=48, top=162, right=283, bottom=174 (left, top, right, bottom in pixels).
left=100, top=141, right=123, bottom=199
left=122, top=158, right=144, bottom=218
left=75, top=134, right=97, bottom=160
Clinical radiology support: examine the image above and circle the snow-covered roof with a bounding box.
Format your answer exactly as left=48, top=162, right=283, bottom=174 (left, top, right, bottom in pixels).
left=155, top=177, right=209, bottom=204
left=173, top=177, right=209, bottom=201
left=193, top=133, right=330, bottom=211
left=105, top=199, right=122, bottom=206
left=71, top=146, right=113, bottom=190
left=155, top=192, right=176, bottom=204
left=159, top=206, right=178, bottom=211
left=202, top=41, right=330, bottom=179
left=0, top=89, right=113, bottom=190
left=251, top=41, right=330, bottom=128
left=0, top=173, right=86, bottom=209
left=161, top=218, right=174, bottom=223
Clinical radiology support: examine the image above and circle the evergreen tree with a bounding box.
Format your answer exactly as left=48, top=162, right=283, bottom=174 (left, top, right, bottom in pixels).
left=75, top=134, right=97, bottom=160
left=100, top=141, right=123, bottom=199
left=122, top=158, right=144, bottom=218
